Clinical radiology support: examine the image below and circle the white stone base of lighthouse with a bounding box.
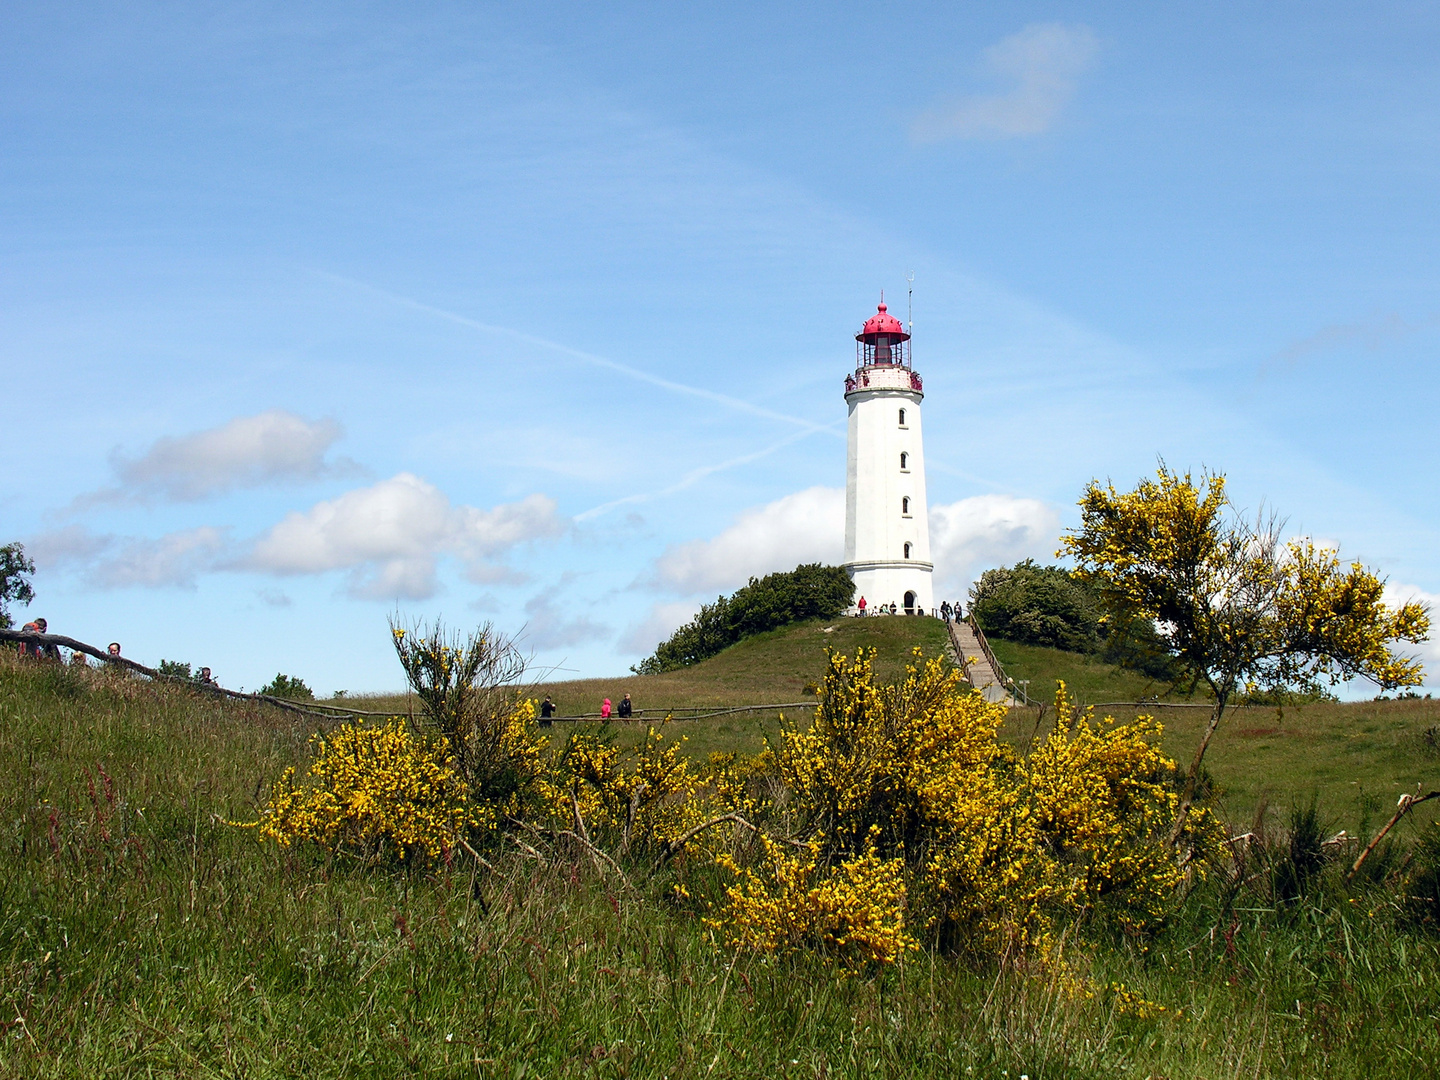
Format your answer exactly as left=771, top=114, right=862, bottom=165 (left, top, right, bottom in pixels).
left=845, top=560, right=934, bottom=616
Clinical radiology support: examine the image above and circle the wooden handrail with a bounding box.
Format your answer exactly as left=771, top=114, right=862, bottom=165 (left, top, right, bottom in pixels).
left=1, top=628, right=370, bottom=721
left=1, top=629, right=820, bottom=725
left=963, top=615, right=1017, bottom=702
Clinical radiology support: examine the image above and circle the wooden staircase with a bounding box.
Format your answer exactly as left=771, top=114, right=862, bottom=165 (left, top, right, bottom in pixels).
left=948, top=617, right=1014, bottom=705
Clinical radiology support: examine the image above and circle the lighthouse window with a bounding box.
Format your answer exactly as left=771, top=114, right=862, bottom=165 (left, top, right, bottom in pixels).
left=902, top=497, right=911, bottom=514
left=898, top=408, right=907, bottom=426
left=899, top=452, right=908, bottom=470
left=904, top=542, right=912, bottom=559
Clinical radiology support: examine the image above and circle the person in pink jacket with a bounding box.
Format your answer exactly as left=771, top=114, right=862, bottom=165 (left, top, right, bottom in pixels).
left=600, top=698, right=612, bottom=719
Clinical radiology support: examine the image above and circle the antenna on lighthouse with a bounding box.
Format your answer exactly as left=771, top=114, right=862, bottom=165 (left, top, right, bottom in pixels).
left=906, top=271, right=914, bottom=337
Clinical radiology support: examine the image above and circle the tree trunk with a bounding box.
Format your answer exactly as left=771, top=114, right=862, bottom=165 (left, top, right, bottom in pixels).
left=1168, top=691, right=1228, bottom=850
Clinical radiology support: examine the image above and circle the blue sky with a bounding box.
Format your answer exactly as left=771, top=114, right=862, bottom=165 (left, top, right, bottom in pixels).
left=5, top=2, right=1440, bottom=695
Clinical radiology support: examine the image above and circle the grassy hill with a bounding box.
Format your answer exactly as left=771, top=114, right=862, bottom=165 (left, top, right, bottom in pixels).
left=5, top=641, right=1440, bottom=1074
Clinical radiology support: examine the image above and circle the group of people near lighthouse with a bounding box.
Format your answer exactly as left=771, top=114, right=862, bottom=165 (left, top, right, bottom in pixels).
left=854, top=597, right=964, bottom=619
left=14, top=617, right=126, bottom=666
left=537, top=692, right=635, bottom=728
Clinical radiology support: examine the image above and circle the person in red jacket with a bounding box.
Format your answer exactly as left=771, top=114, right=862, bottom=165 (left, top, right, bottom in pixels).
left=857, top=596, right=868, bottom=616
left=17, top=617, right=49, bottom=660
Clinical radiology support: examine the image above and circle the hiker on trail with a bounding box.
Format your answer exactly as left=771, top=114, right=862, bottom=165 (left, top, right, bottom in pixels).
left=107, top=642, right=122, bottom=658
left=539, top=696, right=555, bottom=727
left=600, top=698, right=612, bottom=719
left=940, top=600, right=952, bottom=623
left=197, top=666, right=217, bottom=688
left=857, top=596, right=867, bottom=616
left=617, top=693, right=633, bottom=719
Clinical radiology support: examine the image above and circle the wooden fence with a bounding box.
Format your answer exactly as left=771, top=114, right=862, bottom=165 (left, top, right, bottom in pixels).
left=0, top=628, right=818, bottom=725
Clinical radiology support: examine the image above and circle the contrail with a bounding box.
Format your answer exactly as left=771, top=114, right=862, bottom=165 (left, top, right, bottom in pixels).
left=575, top=426, right=829, bottom=522
left=317, top=271, right=841, bottom=437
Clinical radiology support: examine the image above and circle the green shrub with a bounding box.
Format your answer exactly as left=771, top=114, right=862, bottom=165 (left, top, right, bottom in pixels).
left=1273, top=796, right=1329, bottom=904
left=156, top=659, right=192, bottom=681
left=260, top=673, right=314, bottom=701
left=969, top=559, right=1101, bottom=652
left=971, top=559, right=1178, bottom=678
left=634, top=564, right=854, bottom=674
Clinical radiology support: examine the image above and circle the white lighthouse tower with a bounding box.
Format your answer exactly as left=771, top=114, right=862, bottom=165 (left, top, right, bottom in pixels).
left=843, top=300, right=933, bottom=615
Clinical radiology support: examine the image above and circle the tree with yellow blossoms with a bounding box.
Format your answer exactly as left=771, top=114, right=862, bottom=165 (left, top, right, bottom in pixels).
left=1060, top=464, right=1430, bottom=848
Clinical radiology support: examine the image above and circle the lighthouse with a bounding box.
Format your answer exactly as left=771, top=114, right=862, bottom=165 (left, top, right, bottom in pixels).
left=842, top=300, right=933, bottom=615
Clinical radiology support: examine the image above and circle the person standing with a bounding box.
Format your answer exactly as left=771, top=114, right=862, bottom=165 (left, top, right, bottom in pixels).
left=857, top=596, right=867, bottom=616
left=539, top=696, right=555, bottom=728
left=617, top=693, right=633, bottom=719
left=197, top=666, right=217, bottom=688
left=600, top=698, right=612, bottom=719
left=940, top=600, right=952, bottom=623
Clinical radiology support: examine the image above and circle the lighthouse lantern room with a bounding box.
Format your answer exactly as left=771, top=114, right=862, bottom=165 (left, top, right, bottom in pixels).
left=842, top=300, right=933, bottom=615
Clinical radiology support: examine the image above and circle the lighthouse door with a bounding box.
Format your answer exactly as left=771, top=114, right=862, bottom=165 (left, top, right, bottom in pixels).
left=903, top=591, right=917, bottom=615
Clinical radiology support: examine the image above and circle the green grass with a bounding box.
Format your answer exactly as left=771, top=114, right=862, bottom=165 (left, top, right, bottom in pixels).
left=6, top=641, right=1440, bottom=1076
left=987, top=637, right=1189, bottom=706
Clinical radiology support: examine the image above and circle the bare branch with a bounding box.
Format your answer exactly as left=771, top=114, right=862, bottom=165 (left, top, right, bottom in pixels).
left=1347, top=790, right=1440, bottom=883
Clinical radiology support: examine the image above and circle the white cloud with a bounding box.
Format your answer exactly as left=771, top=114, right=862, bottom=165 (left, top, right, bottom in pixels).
left=90, top=527, right=228, bottom=589
left=27, top=525, right=114, bottom=569
left=654, top=486, right=845, bottom=595
left=245, top=473, right=565, bottom=600
left=911, top=23, right=1098, bottom=142
left=929, top=494, right=1062, bottom=601
left=27, top=524, right=228, bottom=589
left=621, top=599, right=707, bottom=657
left=87, top=410, right=350, bottom=504
left=519, top=580, right=610, bottom=650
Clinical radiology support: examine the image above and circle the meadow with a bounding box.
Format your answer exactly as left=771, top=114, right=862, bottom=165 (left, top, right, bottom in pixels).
left=2, top=626, right=1440, bottom=1078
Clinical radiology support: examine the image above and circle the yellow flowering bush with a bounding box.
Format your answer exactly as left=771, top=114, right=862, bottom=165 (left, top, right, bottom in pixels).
left=1018, top=685, right=1195, bottom=933
left=390, top=620, right=545, bottom=820
left=714, top=835, right=916, bottom=969
left=558, top=725, right=703, bottom=854
left=715, top=649, right=1194, bottom=964
left=252, top=719, right=475, bottom=861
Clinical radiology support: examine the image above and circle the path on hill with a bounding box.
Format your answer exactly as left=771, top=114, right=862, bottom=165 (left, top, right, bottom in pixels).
left=947, top=620, right=1014, bottom=705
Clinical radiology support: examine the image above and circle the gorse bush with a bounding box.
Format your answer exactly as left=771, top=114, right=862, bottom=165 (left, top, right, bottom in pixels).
left=714, top=839, right=915, bottom=969
left=390, top=618, right=543, bottom=815
left=250, top=719, right=474, bottom=861
left=714, top=650, right=1200, bottom=965
left=559, top=724, right=703, bottom=855
left=633, top=563, right=854, bottom=673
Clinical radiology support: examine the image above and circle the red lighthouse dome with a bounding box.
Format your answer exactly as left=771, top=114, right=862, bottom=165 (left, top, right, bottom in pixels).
left=857, top=302, right=908, bottom=343
left=854, top=300, right=911, bottom=368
